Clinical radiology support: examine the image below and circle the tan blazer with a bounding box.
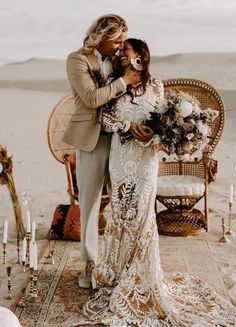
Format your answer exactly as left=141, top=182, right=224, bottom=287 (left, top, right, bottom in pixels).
left=63, top=49, right=126, bottom=151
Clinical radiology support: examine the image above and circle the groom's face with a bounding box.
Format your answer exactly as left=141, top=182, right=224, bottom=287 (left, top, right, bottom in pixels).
left=97, top=31, right=128, bottom=57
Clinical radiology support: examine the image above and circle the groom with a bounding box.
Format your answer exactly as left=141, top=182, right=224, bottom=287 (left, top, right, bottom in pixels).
left=63, top=14, right=142, bottom=288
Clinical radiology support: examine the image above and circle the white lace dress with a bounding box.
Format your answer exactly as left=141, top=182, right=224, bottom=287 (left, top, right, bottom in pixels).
left=83, top=81, right=236, bottom=327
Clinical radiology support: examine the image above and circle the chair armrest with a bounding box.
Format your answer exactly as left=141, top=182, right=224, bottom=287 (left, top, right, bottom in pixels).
left=203, top=156, right=218, bottom=184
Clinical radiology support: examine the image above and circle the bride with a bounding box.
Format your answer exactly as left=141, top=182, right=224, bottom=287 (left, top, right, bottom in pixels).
left=82, top=38, right=236, bottom=326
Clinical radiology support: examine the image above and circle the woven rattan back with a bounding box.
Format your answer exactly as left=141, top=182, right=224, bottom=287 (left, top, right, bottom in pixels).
left=47, top=95, right=76, bottom=163
left=158, top=160, right=205, bottom=178
left=159, top=78, right=224, bottom=178
left=162, top=78, right=225, bottom=155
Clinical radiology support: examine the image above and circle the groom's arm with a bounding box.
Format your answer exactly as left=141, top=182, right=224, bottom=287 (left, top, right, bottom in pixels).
left=67, top=53, right=126, bottom=109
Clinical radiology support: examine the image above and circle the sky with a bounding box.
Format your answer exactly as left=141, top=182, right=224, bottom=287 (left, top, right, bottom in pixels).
left=0, top=0, right=236, bottom=64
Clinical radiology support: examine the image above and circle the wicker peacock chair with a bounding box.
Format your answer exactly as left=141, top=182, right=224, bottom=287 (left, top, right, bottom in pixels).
left=156, top=78, right=225, bottom=236
left=47, top=95, right=109, bottom=234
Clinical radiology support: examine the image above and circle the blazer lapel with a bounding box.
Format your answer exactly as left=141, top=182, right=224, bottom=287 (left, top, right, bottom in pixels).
left=86, top=53, right=106, bottom=88
left=87, top=52, right=100, bottom=70
left=86, top=52, right=104, bottom=123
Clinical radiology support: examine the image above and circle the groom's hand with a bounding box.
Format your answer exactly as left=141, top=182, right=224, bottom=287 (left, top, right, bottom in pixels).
left=122, top=68, right=141, bottom=85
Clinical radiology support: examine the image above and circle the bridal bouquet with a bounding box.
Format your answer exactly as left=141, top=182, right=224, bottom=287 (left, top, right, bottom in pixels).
left=145, top=89, right=219, bottom=157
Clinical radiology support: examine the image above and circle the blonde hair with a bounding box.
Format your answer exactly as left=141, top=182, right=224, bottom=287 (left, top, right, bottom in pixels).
left=81, top=14, right=128, bottom=55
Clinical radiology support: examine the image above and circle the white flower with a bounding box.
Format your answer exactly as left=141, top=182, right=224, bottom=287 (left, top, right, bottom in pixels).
left=156, top=99, right=168, bottom=113
left=193, top=104, right=201, bottom=115
left=182, top=141, right=193, bottom=151
left=187, top=133, right=194, bottom=140
left=204, top=108, right=219, bottom=122
left=196, top=121, right=208, bottom=136
left=178, top=100, right=193, bottom=117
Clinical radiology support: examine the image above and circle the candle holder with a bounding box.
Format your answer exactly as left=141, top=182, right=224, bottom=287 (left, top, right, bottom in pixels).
left=226, top=202, right=234, bottom=236
left=28, top=270, right=42, bottom=302
left=26, top=231, right=31, bottom=267
left=50, top=249, right=55, bottom=265
left=219, top=217, right=230, bottom=243
left=47, top=229, right=55, bottom=265
left=3, top=243, right=6, bottom=265
left=28, top=267, right=34, bottom=298
left=6, top=265, right=13, bottom=300
left=18, top=288, right=26, bottom=308
left=17, top=238, right=21, bottom=264
left=21, top=260, right=26, bottom=273
left=47, top=229, right=52, bottom=258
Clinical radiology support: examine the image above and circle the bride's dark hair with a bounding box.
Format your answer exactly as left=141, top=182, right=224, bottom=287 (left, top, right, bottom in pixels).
left=113, top=38, right=151, bottom=100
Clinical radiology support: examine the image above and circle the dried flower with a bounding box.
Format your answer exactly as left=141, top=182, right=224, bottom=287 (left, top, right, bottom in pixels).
left=145, top=89, right=219, bottom=158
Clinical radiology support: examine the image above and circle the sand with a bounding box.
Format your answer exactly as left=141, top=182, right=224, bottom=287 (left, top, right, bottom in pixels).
left=0, top=53, right=236, bottom=311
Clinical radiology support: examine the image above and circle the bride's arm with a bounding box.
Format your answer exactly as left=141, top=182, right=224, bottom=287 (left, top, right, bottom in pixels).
left=140, top=80, right=164, bottom=146
left=102, top=105, right=131, bottom=133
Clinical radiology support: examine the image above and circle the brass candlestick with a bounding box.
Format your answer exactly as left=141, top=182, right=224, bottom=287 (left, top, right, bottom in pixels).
left=26, top=232, right=31, bottom=267
left=21, top=260, right=26, bottom=273
left=6, top=266, right=13, bottom=299
left=3, top=243, right=6, bottom=265
left=47, top=229, right=55, bottom=264
left=28, top=267, right=34, bottom=298
left=50, top=249, right=55, bottom=265
left=17, top=238, right=21, bottom=264
left=47, top=229, right=52, bottom=258
left=226, top=202, right=234, bottom=236
left=18, top=288, right=26, bottom=308
left=219, top=217, right=230, bottom=243
left=28, top=270, right=41, bottom=302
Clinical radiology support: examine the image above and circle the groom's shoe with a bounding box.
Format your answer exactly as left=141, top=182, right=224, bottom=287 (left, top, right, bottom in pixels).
left=78, top=261, right=94, bottom=289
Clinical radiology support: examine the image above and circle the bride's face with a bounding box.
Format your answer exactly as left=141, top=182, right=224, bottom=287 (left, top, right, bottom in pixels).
left=120, top=41, right=139, bottom=69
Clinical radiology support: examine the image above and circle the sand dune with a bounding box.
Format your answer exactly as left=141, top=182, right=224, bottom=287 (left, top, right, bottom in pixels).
left=0, top=53, right=236, bottom=91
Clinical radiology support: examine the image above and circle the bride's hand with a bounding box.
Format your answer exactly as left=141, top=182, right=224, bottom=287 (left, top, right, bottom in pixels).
left=130, top=123, right=154, bottom=142
left=129, top=121, right=139, bottom=134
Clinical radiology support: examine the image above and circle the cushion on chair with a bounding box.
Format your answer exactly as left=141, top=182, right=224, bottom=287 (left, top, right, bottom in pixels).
left=156, top=175, right=205, bottom=196
left=50, top=204, right=80, bottom=241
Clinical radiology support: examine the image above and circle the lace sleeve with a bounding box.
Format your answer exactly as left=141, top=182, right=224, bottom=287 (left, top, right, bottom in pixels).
left=143, top=80, right=164, bottom=147
left=102, top=106, right=131, bottom=133
left=149, top=79, right=166, bottom=114
left=151, top=79, right=164, bottom=100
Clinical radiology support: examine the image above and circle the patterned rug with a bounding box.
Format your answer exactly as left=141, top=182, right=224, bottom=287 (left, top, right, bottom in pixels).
left=11, top=238, right=229, bottom=327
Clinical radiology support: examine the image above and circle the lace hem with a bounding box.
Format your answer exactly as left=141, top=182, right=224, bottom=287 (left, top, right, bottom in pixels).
left=82, top=274, right=236, bottom=327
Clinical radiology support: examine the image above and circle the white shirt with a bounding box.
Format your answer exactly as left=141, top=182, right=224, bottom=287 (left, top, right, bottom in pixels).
left=94, top=49, right=112, bottom=80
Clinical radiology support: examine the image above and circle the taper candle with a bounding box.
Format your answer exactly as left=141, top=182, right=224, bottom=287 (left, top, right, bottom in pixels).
left=33, top=243, right=38, bottom=271
left=3, top=220, right=8, bottom=244
left=26, top=210, right=31, bottom=233
left=29, top=240, right=34, bottom=268
left=21, top=237, right=27, bottom=262
left=230, top=184, right=234, bottom=203
left=31, top=220, right=36, bottom=242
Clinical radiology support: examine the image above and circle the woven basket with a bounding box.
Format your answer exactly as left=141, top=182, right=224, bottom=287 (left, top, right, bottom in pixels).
left=156, top=194, right=203, bottom=211
left=157, top=209, right=206, bottom=236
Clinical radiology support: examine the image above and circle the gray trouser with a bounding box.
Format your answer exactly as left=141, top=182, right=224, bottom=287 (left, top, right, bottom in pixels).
left=76, top=135, right=111, bottom=263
